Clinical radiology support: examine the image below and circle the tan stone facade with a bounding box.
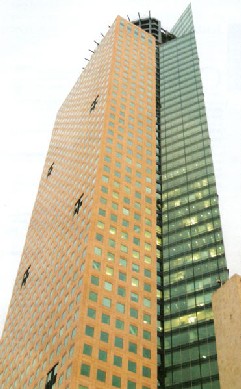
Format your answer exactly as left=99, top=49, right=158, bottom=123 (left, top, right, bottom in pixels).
left=0, top=16, right=157, bottom=389
left=212, top=274, right=241, bottom=389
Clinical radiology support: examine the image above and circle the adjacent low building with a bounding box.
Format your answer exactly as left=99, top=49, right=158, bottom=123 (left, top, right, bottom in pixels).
left=213, top=274, right=241, bottom=389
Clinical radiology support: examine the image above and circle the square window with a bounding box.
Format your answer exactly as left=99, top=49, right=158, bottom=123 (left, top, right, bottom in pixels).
left=119, top=258, right=127, bottom=267
left=85, top=325, right=94, bottom=337
left=99, top=350, right=107, bottom=362
left=118, top=286, right=126, bottom=297
left=95, top=233, right=103, bottom=242
left=115, top=318, right=124, bottom=329
left=100, top=331, right=109, bottom=343
left=143, top=313, right=151, bottom=324
left=128, top=342, right=137, bottom=353
left=102, top=313, right=110, bottom=324
left=107, top=252, right=115, bottom=262
left=87, top=307, right=96, bottom=319
left=119, top=272, right=126, bottom=281
left=112, top=375, right=121, bottom=388
left=143, top=348, right=151, bottom=358
left=128, top=381, right=136, bottom=389
left=89, top=291, right=97, bottom=302
left=111, top=214, right=117, bottom=222
left=122, top=219, right=129, bottom=227
left=144, top=269, right=151, bottom=278
left=121, top=244, right=128, bottom=253
left=128, top=360, right=136, bottom=373
left=92, top=261, right=100, bottom=270
left=130, top=307, right=138, bottom=318
left=133, top=237, right=140, bottom=245
left=80, top=363, right=90, bottom=377
left=129, top=324, right=138, bottom=335
left=144, top=283, right=151, bottom=292
left=103, top=297, right=112, bottom=308
left=83, top=343, right=92, bottom=356
left=91, top=275, right=99, bottom=285
left=104, top=281, right=112, bottom=291
left=114, top=336, right=123, bottom=349
left=106, top=267, right=114, bottom=276
left=143, top=330, right=151, bottom=340
left=131, top=277, right=139, bottom=287
left=131, top=292, right=138, bottom=302
left=113, top=355, right=122, bottom=367
left=97, top=369, right=106, bottom=382
left=116, top=302, right=125, bottom=313
left=143, top=366, right=151, bottom=378
left=144, top=296, right=151, bottom=307
left=132, top=264, right=139, bottom=272
left=94, top=247, right=102, bottom=256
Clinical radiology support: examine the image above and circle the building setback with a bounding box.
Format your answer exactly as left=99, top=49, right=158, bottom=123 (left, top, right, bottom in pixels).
left=0, top=5, right=229, bottom=389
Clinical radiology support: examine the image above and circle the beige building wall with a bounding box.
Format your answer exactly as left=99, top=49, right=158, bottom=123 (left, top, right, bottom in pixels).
left=212, top=274, right=241, bottom=389
left=0, top=16, right=157, bottom=389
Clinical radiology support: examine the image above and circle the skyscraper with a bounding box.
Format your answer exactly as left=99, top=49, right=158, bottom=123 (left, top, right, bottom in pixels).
left=0, top=5, right=228, bottom=389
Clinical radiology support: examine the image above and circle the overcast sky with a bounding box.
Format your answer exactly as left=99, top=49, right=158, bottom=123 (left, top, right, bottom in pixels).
left=0, top=0, right=240, bottom=336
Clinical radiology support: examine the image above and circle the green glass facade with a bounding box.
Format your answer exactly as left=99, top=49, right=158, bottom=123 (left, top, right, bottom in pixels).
left=159, top=5, right=228, bottom=389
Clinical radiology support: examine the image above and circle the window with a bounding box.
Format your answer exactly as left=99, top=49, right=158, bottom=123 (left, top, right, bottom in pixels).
left=115, top=318, right=124, bottom=329
left=85, top=325, right=94, bottom=337
left=130, top=308, right=138, bottom=318
left=45, top=364, right=58, bottom=389
left=143, top=366, right=151, bottom=378
left=119, top=272, right=126, bottom=281
left=143, top=348, right=151, bottom=358
left=128, top=381, right=136, bottom=389
left=128, top=360, right=136, bottom=373
left=97, top=369, right=106, bottom=382
left=131, top=292, right=138, bottom=302
left=114, top=336, right=123, bottom=348
left=91, top=275, right=99, bottom=285
left=129, top=324, right=138, bottom=335
left=80, top=363, right=90, bottom=377
left=132, top=263, right=139, bottom=272
left=99, top=349, right=107, bottom=362
left=92, top=260, right=100, bottom=270
left=129, top=342, right=137, bottom=353
left=116, top=302, right=125, bottom=313
left=143, top=330, right=151, bottom=340
left=100, top=331, right=109, bottom=343
left=106, top=267, right=113, bottom=276
left=83, top=344, right=92, bottom=356
left=112, top=375, right=121, bottom=388
left=89, top=291, right=97, bottom=302
left=101, top=313, right=110, bottom=324
left=104, top=281, right=112, bottom=291
left=87, top=307, right=96, bottom=319
left=113, top=355, right=122, bottom=367
left=118, top=286, right=126, bottom=297
left=103, top=297, right=111, bottom=308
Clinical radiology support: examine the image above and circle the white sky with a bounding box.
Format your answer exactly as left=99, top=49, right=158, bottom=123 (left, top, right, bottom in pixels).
left=0, top=0, right=240, bottom=336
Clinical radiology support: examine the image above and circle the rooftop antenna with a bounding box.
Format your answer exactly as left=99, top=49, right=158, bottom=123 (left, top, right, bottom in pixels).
left=84, top=58, right=89, bottom=61
left=138, top=12, right=141, bottom=26
left=100, top=32, right=104, bottom=37
left=127, top=15, right=130, bottom=21
left=94, top=40, right=99, bottom=45
left=89, top=49, right=95, bottom=54
left=148, top=10, right=152, bottom=33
